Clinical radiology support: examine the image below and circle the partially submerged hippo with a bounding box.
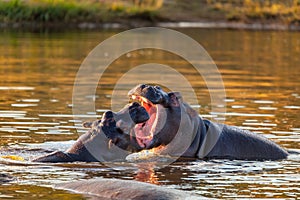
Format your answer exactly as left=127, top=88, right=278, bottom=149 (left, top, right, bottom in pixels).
left=32, top=102, right=149, bottom=162
left=33, top=84, right=288, bottom=162
left=101, top=84, right=288, bottom=160
left=55, top=178, right=203, bottom=200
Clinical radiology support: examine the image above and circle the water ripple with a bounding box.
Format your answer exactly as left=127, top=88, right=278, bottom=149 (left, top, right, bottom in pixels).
left=210, top=112, right=274, bottom=117
left=39, top=114, right=102, bottom=118
left=0, top=86, right=35, bottom=90
left=11, top=104, right=38, bottom=107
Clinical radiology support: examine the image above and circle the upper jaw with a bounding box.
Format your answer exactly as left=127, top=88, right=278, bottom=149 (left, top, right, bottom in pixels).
left=128, top=84, right=170, bottom=106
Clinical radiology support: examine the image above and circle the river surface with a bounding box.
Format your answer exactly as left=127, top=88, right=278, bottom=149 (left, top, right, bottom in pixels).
left=0, top=28, right=299, bottom=199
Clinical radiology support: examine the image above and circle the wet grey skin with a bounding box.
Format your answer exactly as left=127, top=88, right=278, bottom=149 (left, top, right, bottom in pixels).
left=33, top=84, right=288, bottom=162
left=55, top=178, right=204, bottom=200
left=32, top=102, right=149, bottom=162
left=118, top=84, right=288, bottom=160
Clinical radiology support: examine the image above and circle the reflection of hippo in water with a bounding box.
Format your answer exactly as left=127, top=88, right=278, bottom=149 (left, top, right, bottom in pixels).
left=33, top=84, right=288, bottom=162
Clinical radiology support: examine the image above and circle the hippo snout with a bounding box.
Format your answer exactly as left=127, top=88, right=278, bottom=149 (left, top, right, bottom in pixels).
left=128, top=102, right=149, bottom=124
left=101, top=102, right=150, bottom=135
left=101, top=111, right=116, bottom=127
left=112, top=102, right=150, bottom=125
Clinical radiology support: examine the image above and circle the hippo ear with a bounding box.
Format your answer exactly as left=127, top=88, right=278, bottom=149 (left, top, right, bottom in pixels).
left=167, top=92, right=182, bottom=107
left=173, top=92, right=183, bottom=102
left=83, top=120, right=101, bottom=128
left=82, top=121, right=93, bottom=128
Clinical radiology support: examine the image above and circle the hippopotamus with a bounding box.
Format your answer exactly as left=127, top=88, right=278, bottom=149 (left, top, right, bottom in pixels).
left=33, top=84, right=288, bottom=162
left=55, top=178, right=204, bottom=200
left=100, top=84, right=288, bottom=161
left=32, top=102, right=150, bottom=162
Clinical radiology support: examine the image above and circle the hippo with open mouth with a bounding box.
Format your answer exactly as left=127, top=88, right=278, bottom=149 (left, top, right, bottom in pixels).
left=33, top=84, right=288, bottom=162
left=101, top=84, right=288, bottom=161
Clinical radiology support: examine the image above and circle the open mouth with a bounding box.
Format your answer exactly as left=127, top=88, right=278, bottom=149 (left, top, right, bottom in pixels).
left=130, top=95, right=163, bottom=148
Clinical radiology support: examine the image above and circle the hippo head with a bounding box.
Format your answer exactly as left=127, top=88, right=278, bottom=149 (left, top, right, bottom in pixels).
left=101, top=84, right=199, bottom=156
left=127, top=84, right=196, bottom=150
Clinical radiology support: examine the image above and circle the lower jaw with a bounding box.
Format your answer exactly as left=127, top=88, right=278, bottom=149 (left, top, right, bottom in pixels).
left=135, top=105, right=160, bottom=148
left=136, top=137, right=153, bottom=148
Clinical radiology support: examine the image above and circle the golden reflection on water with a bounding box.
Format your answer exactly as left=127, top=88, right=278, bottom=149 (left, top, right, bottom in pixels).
left=134, top=163, right=159, bottom=185
left=0, top=29, right=299, bottom=199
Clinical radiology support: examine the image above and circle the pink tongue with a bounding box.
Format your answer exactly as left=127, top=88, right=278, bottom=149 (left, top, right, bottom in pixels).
left=134, top=106, right=156, bottom=148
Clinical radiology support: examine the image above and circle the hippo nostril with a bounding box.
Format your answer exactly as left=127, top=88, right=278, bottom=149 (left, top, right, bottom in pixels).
left=154, top=86, right=161, bottom=90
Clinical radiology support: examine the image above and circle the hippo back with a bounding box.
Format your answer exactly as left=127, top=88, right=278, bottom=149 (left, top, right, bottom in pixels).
left=205, top=121, right=288, bottom=160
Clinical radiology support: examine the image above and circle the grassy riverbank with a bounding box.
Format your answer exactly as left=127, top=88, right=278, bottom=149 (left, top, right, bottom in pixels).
left=206, top=0, right=300, bottom=25
left=0, top=0, right=299, bottom=28
left=0, top=0, right=162, bottom=25
left=159, top=0, right=300, bottom=25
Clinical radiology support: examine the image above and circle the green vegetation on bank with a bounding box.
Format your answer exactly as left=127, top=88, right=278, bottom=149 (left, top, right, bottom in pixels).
left=0, top=0, right=299, bottom=27
left=0, top=0, right=163, bottom=24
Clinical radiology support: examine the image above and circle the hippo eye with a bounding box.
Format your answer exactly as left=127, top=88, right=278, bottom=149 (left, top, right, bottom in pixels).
left=140, top=84, right=146, bottom=89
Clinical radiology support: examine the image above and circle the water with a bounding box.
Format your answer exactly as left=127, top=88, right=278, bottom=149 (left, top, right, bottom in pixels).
left=0, top=28, right=299, bottom=199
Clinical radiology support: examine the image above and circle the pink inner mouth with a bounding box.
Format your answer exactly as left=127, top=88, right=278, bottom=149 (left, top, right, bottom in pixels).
left=131, top=95, right=158, bottom=148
